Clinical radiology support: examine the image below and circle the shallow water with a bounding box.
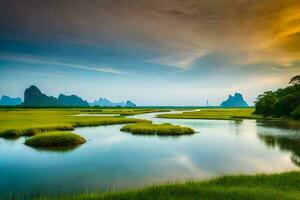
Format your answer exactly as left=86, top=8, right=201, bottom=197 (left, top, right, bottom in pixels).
left=0, top=111, right=300, bottom=198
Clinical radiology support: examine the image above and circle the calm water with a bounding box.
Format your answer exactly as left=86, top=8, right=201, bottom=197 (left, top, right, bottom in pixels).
left=1, top=111, right=300, bottom=198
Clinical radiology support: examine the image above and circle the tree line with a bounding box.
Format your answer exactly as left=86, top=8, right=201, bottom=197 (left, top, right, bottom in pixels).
left=254, top=75, right=300, bottom=120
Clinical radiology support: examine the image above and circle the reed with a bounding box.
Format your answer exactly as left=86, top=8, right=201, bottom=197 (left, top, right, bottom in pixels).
left=121, top=122, right=195, bottom=136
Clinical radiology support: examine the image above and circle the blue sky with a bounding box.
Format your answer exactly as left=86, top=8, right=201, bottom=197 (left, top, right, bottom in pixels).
left=0, top=0, right=299, bottom=106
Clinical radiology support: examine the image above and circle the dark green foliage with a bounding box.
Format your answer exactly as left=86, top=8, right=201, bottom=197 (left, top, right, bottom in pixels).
left=254, top=83, right=300, bottom=119
left=291, top=106, right=300, bottom=120
left=289, top=75, right=300, bottom=85
left=254, top=92, right=277, bottom=117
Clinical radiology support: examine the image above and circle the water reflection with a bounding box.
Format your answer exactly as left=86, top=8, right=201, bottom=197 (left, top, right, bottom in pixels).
left=258, top=134, right=300, bottom=167
left=257, top=119, right=300, bottom=130
left=0, top=111, right=300, bottom=198
left=27, top=145, right=82, bottom=153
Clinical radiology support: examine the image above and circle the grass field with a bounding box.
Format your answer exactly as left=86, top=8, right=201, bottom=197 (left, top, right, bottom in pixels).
left=120, top=122, right=195, bottom=136
left=38, top=171, right=300, bottom=200
left=0, top=108, right=157, bottom=138
left=157, top=108, right=261, bottom=120
left=78, top=108, right=169, bottom=115
left=25, top=131, right=86, bottom=147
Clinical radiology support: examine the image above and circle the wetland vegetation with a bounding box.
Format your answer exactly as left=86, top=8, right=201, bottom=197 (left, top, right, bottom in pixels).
left=25, top=131, right=86, bottom=147
left=1, top=106, right=300, bottom=199
left=157, top=108, right=260, bottom=120
left=0, top=109, right=155, bottom=138
left=121, top=122, right=195, bottom=136
left=39, top=171, right=300, bottom=200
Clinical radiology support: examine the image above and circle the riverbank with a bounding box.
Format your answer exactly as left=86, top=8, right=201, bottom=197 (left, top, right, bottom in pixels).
left=156, top=108, right=300, bottom=129
left=157, top=108, right=261, bottom=120
left=39, top=171, right=300, bottom=200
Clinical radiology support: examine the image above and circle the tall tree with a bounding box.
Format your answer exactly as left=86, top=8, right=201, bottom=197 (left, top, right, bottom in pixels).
left=289, top=75, right=300, bottom=85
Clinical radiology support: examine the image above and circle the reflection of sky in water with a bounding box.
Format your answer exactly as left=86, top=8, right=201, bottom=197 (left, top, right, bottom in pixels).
left=0, top=112, right=300, bottom=198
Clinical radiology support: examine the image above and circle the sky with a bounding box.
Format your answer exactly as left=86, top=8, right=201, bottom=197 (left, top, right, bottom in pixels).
left=0, top=0, right=299, bottom=106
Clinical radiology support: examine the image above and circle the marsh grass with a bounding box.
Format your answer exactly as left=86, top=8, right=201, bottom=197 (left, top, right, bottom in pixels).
left=79, top=108, right=169, bottom=115
left=25, top=131, right=86, bottom=147
left=120, top=122, right=195, bottom=136
left=0, top=109, right=148, bottom=138
left=37, top=171, right=300, bottom=200
left=157, top=108, right=261, bottom=120
left=0, top=124, right=74, bottom=138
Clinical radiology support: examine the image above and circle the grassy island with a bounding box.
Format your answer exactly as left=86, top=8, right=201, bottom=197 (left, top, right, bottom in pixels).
left=120, top=122, right=195, bottom=136
left=25, top=131, right=86, bottom=147
left=157, top=108, right=261, bottom=120
left=39, top=171, right=300, bottom=200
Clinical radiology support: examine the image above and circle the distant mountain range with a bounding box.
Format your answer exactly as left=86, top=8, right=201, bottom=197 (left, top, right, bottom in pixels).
left=19, top=85, right=136, bottom=107
left=0, top=95, right=22, bottom=106
left=220, top=93, right=249, bottom=107
left=23, top=85, right=61, bottom=107
left=1, top=86, right=248, bottom=108
left=58, top=94, right=89, bottom=107
left=90, top=97, right=136, bottom=107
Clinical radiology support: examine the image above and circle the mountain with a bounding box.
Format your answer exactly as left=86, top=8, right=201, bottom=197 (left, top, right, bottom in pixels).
left=220, top=93, right=249, bottom=107
left=0, top=95, right=22, bottom=106
left=90, top=98, right=137, bottom=107
left=23, top=85, right=61, bottom=107
left=23, top=85, right=89, bottom=107
left=58, top=94, right=89, bottom=107
left=125, top=100, right=136, bottom=107
left=90, top=98, right=116, bottom=107
left=22, top=85, right=134, bottom=107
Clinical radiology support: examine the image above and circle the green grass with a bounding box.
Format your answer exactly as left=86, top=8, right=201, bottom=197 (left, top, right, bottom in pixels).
left=25, top=131, right=86, bottom=147
left=38, top=171, right=300, bottom=200
left=79, top=108, right=169, bottom=115
left=0, top=109, right=152, bottom=138
left=157, top=108, right=261, bottom=120
left=120, top=122, right=195, bottom=136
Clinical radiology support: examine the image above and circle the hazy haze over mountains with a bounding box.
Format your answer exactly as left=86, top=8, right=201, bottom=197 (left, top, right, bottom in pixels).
left=89, top=98, right=136, bottom=107
left=0, top=95, right=22, bottom=106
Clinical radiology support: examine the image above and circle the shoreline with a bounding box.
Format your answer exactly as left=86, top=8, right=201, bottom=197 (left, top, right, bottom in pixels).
left=38, top=171, right=300, bottom=200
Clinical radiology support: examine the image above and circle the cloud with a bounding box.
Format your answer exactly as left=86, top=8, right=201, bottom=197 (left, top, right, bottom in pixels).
left=149, top=50, right=208, bottom=69
left=0, top=54, right=129, bottom=75
left=0, top=0, right=299, bottom=70
left=0, top=67, right=67, bottom=78
left=50, top=62, right=129, bottom=75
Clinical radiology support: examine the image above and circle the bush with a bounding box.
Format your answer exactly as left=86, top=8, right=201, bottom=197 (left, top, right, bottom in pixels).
left=25, top=131, right=86, bottom=147
left=254, top=83, right=300, bottom=119
left=291, top=106, right=300, bottom=120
